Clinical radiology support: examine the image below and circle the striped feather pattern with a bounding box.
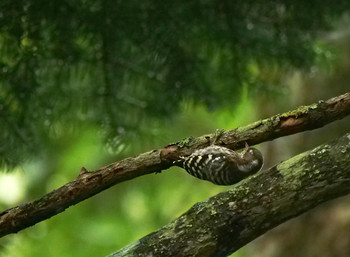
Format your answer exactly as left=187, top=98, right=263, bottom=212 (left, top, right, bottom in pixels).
left=177, top=145, right=263, bottom=185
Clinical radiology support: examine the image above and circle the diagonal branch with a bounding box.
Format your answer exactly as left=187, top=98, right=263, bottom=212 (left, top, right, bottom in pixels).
left=0, top=92, right=349, bottom=238
left=108, top=132, right=350, bottom=257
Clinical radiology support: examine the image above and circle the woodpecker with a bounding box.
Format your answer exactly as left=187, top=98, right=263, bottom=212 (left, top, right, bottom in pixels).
left=175, top=142, right=263, bottom=185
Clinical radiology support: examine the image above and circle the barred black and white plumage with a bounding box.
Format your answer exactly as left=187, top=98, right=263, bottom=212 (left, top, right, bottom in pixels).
left=175, top=144, right=263, bottom=185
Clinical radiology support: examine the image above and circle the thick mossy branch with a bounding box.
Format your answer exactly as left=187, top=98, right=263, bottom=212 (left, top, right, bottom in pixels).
left=109, top=133, right=350, bottom=257
left=0, top=92, right=349, bottom=238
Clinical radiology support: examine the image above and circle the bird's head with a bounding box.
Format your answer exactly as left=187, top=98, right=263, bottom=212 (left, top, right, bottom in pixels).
left=241, top=142, right=264, bottom=172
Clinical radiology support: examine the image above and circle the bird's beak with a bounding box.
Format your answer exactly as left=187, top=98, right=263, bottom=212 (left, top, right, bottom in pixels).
left=243, top=142, right=249, bottom=154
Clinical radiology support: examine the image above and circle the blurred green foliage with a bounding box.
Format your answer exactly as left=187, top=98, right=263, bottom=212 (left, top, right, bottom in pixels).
left=0, top=1, right=349, bottom=256
left=1, top=0, right=348, bottom=167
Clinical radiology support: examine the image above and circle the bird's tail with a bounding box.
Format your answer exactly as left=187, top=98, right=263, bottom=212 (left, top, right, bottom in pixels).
left=173, top=156, right=186, bottom=168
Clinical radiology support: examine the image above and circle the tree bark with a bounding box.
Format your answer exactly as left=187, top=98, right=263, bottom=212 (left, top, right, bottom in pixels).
left=108, top=133, right=350, bottom=257
left=0, top=92, right=349, bottom=238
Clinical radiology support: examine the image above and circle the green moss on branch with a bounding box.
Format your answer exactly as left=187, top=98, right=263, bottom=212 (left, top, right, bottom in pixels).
left=109, top=133, right=350, bottom=257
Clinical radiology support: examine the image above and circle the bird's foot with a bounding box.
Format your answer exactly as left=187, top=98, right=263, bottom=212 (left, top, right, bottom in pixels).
left=212, top=129, right=225, bottom=145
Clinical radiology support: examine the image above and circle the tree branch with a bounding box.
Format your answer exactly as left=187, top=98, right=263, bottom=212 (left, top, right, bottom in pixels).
left=108, top=133, right=350, bottom=257
left=0, top=92, right=349, bottom=238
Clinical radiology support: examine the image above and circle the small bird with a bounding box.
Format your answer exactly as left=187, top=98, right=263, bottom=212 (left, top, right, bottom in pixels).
left=175, top=142, right=263, bottom=185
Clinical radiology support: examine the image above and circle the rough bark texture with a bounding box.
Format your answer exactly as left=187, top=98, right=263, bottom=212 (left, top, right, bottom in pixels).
left=109, top=133, right=350, bottom=257
left=0, top=92, right=349, bottom=238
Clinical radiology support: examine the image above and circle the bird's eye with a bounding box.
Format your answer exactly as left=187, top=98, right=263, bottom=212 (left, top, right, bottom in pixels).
left=248, top=149, right=253, bottom=153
